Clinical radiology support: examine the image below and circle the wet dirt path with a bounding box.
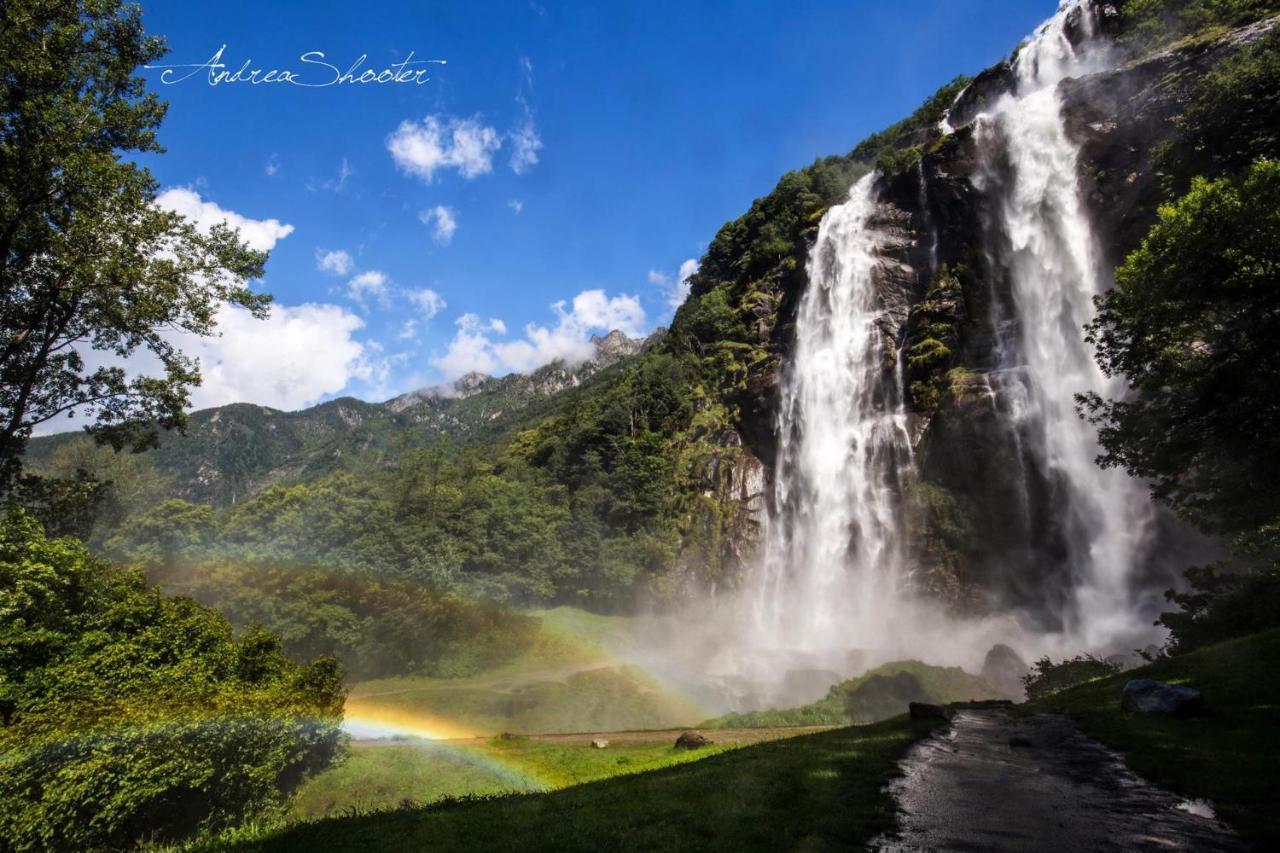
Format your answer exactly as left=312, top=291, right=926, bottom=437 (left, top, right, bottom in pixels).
left=876, top=708, right=1242, bottom=852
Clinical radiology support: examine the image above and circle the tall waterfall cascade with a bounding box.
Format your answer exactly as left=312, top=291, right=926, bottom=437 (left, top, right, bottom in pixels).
left=721, top=0, right=1159, bottom=697
left=976, top=0, right=1154, bottom=649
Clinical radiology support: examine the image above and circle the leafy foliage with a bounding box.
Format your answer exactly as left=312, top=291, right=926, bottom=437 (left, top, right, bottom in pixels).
left=0, top=508, right=344, bottom=851
left=1114, top=0, right=1280, bottom=51
left=1158, top=565, right=1280, bottom=652
left=1083, top=159, right=1280, bottom=549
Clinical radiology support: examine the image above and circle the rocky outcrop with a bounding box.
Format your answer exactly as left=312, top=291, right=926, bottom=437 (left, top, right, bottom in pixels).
left=1121, top=678, right=1204, bottom=715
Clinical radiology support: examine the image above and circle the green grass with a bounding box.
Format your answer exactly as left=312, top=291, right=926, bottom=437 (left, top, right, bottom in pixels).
left=288, top=737, right=739, bottom=820
left=705, top=659, right=997, bottom=728
left=1026, top=628, right=1280, bottom=847
left=226, top=717, right=939, bottom=852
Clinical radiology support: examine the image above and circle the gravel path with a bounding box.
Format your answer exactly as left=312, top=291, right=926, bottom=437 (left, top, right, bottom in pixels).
left=876, top=708, right=1242, bottom=852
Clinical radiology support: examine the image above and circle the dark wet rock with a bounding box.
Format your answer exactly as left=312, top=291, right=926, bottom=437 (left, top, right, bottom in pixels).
left=982, top=643, right=1031, bottom=699
left=1121, top=679, right=1204, bottom=716
left=674, top=731, right=712, bottom=750
left=909, top=702, right=952, bottom=720
left=879, top=709, right=1242, bottom=852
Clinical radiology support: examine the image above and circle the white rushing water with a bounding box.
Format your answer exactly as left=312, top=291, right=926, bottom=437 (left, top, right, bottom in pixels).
left=977, top=0, right=1153, bottom=648
left=749, top=172, right=914, bottom=660
left=709, top=1, right=1158, bottom=703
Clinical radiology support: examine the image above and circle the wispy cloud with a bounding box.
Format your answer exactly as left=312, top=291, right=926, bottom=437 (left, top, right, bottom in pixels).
left=348, top=270, right=390, bottom=308
left=406, top=288, right=447, bottom=319
left=419, top=205, right=458, bottom=245
left=308, top=157, right=354, bottom=193
left=507, top=199, right=524, bottom=214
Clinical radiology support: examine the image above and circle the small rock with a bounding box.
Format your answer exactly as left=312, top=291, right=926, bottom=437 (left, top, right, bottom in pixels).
left=674, top=731, right=712, bottom=750
left=591, top=738, right=609, bottom=749
left=909, top=702, right=952, bottom=720
left=1121, top=678, right=1203, bottom=716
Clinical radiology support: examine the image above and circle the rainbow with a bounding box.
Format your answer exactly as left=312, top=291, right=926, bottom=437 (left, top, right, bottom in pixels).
left=340, top=701, right=559, bottom=791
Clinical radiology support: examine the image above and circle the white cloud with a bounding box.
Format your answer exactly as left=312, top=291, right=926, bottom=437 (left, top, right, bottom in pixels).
left=176, top=303, right=371, bottom=410
left=509, top=116, right=542, bottom=175
left=264, top=156, right=280, bottom=177
left=387, top=115, right=501, bottom=183
left=508, top=199, right=524, bottom=214
left=398, top=319, right=418, bottom=340
left=419, top=206, right=457, bottom=245
left=154, top=187, right=294, bottom=253
left=430, top=289, right=646, bottom=380
left=649, top=260, right=699, bottom=310
left=348, top=270, right=390, bottom=307
left=673, top=258, right=699, bottom=309
left=432, top=313, right=501, bottom=379
left=406, top=288, right=446, bottom=319
left=316, top=248, right=355, bottom=276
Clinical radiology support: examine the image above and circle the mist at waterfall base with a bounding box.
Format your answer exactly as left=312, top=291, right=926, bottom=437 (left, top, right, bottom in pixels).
left=634, top=1, right=1183, bottom=713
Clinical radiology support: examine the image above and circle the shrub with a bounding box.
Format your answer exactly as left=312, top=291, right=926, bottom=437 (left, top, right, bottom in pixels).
left=1022, top=654, right=1121, bottom=700
left=0, top=508, right=344, bottom=851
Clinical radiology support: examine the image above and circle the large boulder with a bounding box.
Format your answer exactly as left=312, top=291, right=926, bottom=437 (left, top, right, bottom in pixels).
left=981, top=644, right=1030, bottom=700
left=674, top=731, right=712, bottom=750
left=1121, top=679, right=1204, bottom=716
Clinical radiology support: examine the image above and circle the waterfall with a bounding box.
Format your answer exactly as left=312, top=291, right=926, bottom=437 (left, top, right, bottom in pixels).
left=977, top=0, right=1153, bottom=648
left=704, top=1, right=1158, bottom=705
left=750, top=173, right=914, bottom=663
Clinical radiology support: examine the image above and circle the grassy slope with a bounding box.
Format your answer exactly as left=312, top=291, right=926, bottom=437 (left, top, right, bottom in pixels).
left=1027, top=628, right=1280, bottom=846
left=706, top=660, right=997, bottom=728
left=232, top=717, right=939, bottom=853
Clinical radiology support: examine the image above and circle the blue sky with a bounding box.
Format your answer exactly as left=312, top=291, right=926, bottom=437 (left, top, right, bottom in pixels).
left=132, top=0, right=1053, bottom=412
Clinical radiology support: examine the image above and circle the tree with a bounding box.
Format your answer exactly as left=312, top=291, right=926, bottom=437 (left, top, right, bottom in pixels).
left=1081, top=159, right=1280, bottom=551
left=0, top=0, right=271, bottom=488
